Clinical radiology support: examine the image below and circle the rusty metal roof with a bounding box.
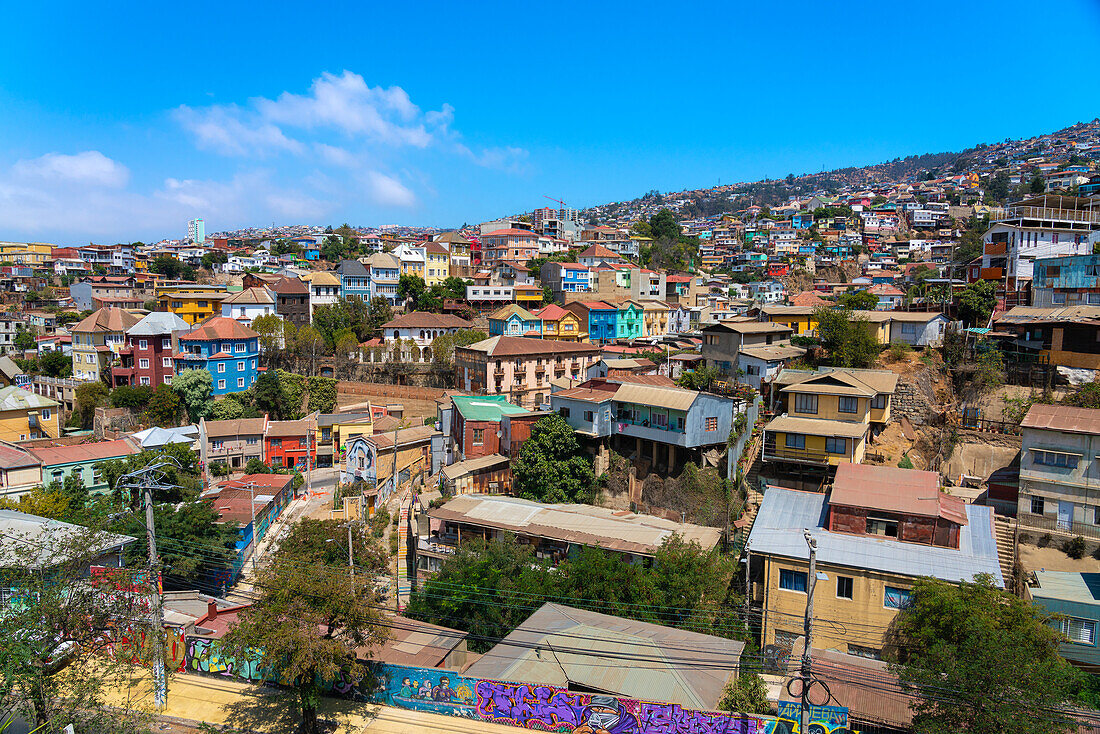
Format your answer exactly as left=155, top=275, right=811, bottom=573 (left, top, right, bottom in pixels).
left=1021, top=403, right=1100, bottom=435
left=831, top=463, right=966, bottom=525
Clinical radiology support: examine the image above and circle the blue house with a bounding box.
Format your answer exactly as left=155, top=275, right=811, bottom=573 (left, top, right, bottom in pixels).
left=561, top=264, right=591, bottom=292
left=565, top=301, right=617, bottom=344
left=1026, top=571, right=1100, bottom=669
left=176, top=317, right=260, bottom=396
left=791, top=214, right=814, bottom=229
left=488, top=304, right=542, bottom=337
left=336, top=259, right=371, bottom=300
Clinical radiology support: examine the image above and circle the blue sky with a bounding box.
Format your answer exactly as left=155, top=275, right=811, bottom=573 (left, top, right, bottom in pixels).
left=1, top=0, right=1099, bottom=243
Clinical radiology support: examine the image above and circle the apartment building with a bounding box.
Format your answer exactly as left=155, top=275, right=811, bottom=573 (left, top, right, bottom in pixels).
left=763, top=367, right=898, bottom=469
left=157, top=284, right=228, bottom=325
left=1017, top=404, right=1100, bottom=536
left=481, top=229, right=539, bottom=266
left=199, top=416, right=268, bottom=473
left=363, top=253, right=401, bottom=305
left=272, top=277, right=310, bottom=328
left=111, top=311, right=190, bottom=388
left=701, top=320, right=794, bottom=376
left=454, top=336, right=600, bottom=409
left=748, top=464, right=1002, bottom=658
left=71, top=307, right=142, bottom=382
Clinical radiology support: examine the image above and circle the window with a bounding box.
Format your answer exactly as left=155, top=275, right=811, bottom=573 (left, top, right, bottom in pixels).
left=218, top=380, right=226, bottom=390
left=559, top=407, right=570, bottom=419
left=162, top=357, right=172, bottom=367
left=1089, top=293, right=1100, bottom=306
left=138, top=339, right=148, bottom=349
left=584, top=411, right=594, bottom=422
left=473, top=428, right=484, bottom=445
left=900, top=322, right=917, bottom=335
left=785, top=433, right=805, bottom=449
left=779, top=569, right=808, bottom=593
left=252, top=359, right=256, bottom=368
left=705, top=416, right=718, bottom=432
left=237, top=361, right=245, bottom=371
left=140, top=376, right=150, bottom=385
left=235, top=343, right=245, bottom=353
left=836, top=576, right=853, bottom=600
left=41, top=409, right=50, bottom=420
left=162, top=338, right=171, bottom=349
left=871, top=394, right=886, bottom=409
left=212, top=440, right=224, bottom=450
left=1031, top=496, right=1045, bottom=515
left=867, top=517, right=899, bottom=537
left=825, top=437, right=847, bottom=454
left=237, top=377, right=244, bottom=388
left=1059, top=617, right=1097, bottom=646
left=139, top=358, right=149, bottom=369
left=1032, top=449, right=1079, bottom=469
left=246, top=438, right=258, bottom=445
left=163, top=376, right=172, bottom=384
left=794, top=393, right=817, bottom=414
left=884, top=586, right=912, bottom=609
left=838, top=396, right=858, bottom=414
left=1052, top=292, right=1067, bottom=305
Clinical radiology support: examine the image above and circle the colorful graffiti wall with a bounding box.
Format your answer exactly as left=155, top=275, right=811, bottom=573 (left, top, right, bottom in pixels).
left=181, top=636, right=851, bottom=733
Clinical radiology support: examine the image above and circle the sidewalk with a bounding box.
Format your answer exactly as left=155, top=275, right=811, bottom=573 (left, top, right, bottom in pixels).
left=107, top=670, right=522, bottom=734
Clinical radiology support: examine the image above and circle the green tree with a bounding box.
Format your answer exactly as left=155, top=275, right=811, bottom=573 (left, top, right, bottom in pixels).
left=364, top=296, right=394, bottom=338
left=216, top=552, right=388, bottom=734
left=441, top=276, right=468, bottom=301
left=150, top=254, right=195, bottom=281
left=985, top=170, right=1011, bottom=203
left=14, top=326, right=36, bottom=352
left=649, top=208, right=682, bottom=241
left=513, top=414, right=596, bottom=503
left=109, top=384, right=153, bottom=409
left=430, top=330, right=487, bottom=368
left=541, top=285, right=554, bottom=304
left=397, top=274, right=427, bottom=308
left=958, top=280, right=997, bottom=326
left=143, top=383, right=181, bottom=426
left=1030, top=174, right=1047, bottom=194
left=890, top=575, right=1083, bottom=734
left=245, top=457, right=272, bottom=474
left=276, top=518, right=387, bottom=574
left=814, top=307, right=881, bottom=368
left=173, top=368, right=213, bottom=421
left=253, top=370, right=287, bottom=420
left=677, top=365, right=721, bottom=391
left=74, top=381, right=108, bottom=429
left=718, top=670, right=770, bottom=715
left=39, top=350, right=72, bottom=378
left=251, top=313, right=286, bottom=354
left=836, top=289, right=878, bottom=310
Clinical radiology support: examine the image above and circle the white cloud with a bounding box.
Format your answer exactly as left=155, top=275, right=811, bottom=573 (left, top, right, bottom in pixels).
left=454, top=143, right=530, bottom=173
left=313, top=143, right=360, bottom=168
left=364, top=171, right=416, bottom=208
left=174, top=104, right=304, bottom=157
left=12, top=151, right=130, bottom=187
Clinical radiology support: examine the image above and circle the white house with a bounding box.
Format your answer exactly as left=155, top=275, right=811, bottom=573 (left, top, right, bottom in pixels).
left=220, top=287, right=277, bottom=326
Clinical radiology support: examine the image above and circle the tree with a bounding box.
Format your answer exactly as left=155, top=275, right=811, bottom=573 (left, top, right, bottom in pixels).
left=251, top=313, right=285, bottom=354
left=836, top=289, right=878, bottom=310
left=677, top=365, right=721, bottom=391
left=13, top=326, right=35, bottom=352
left=397, top=274, right=427, bottom=309
left=985, top=170, right=1011, bottom=203
left=74, top=381, right=108, bottom=429
left=513, top=414, right=596, bottom=504
left=890, top=575, right=1083, bottom=734
left=110, top=384, right=153, bottom=409
left=335, top=332, right=360, bottom=380
left=541, top=285, right=554, bottom=304
left=0, top=527, right=158, bottom=733
left=295, top=326, right=326, bottom=376
left=649, top=209, right=681, bottom=241
left=277, top=518, right=387, bottom=574
left=441, top=276, right=468, bottom=301
left=814, top=307, right=881, bottom=368
left=173, top=368, right=213, bottom=421
left=253, top=370, right=287, bottom=420
left=364, top=296, right=393, bottom=338
left=718, top=671, right=770, bottom=715
left=958, top=280, right=997, bottom=326
left=1030, top=174, right=1047, bottom=194
left=143, top=383, right=181, bottom=426
left=430, top=330, right=487, bottom=368
left=216, top=552, right=388, bottom=734
left=150, top=254, right=195, bottom=281
left=39, top=349, right=72, bottom=378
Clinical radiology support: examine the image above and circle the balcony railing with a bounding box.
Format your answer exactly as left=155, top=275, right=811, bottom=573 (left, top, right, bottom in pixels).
left=994, top=205, right=1100, bottom=225
left=762, top=439, right=831, bottom=466
left=616, top=417, right=684, bottom=434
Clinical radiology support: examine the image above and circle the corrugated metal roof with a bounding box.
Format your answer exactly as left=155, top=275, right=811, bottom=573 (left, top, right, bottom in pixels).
left=613, top=383, right=698, bottom=411
left=764, top=414, right=869, bottom=438
left=831, top=464, right=966, bottom=524
left=1031, top=572, right=1100, bottom=605
left=747, top=488, right=1003, bottom=586
left=440, top=454, right=510, bottom=480
left=463, top=602, right=742, bottom=710
left=0, top=385, right=58, bottom=411
left=452, top=395, right=529, bottom=421
left=1021, top=403, right=1100, bottom=435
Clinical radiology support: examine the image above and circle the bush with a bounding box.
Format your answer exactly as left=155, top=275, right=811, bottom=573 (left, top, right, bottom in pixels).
left=897, top=454, right=914, bottom=469
left=244, top=457, right=272, bottom=475
left=1038, top=533, right=1052, bottom=548
left=371, top=505, right=391, bottom=538
left=888, top=340, right=912, bottom=362
left=1064, top=536, right=1087, bottom=560
left=210, top=462, right=230, bottom=477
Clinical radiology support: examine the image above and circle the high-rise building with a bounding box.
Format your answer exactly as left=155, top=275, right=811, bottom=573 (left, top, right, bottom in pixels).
left=187, top=218, right=205, bottom=244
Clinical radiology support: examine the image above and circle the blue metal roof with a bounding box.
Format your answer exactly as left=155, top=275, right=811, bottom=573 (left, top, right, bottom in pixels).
left=747, top=487, right=1004, bottom=587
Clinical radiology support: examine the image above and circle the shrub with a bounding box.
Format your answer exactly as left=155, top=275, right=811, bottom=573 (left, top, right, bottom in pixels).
left=210, top=462, right=230, bottom=477
left=888, top=340, right=912, bottom=362
left=371, top=505, right=391, bottom=538
left=897, top=454, right=914, bottom=470
left=1064, top=536, right=1087, bottom=560
left=1038, top=533, right=1052, bottom=548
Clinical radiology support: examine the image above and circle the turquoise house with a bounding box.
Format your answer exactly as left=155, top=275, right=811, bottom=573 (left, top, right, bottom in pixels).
left=1026, top=571, right=1100, bottom=669
left=26, top=437, right=141, bottom=495
left=616, top=302, right=644, bottom=340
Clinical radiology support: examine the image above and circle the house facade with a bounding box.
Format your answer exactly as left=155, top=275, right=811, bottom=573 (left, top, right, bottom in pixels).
left=27, top=437, right=140, bottom=495
left=381, top=312, right=472, bottom=349
left=564, top=301, right=618, bottom=344
left=488, top=305, right=542, bottom=337
left=454, top=336, right=601, bottom=410
left=0, top=386, right=60, bottom=442
left=265, top=417, right=316, bottom=471
left=1018, top=404, right=1100, bottom=536
left=273, top=277, right=310, bottom=329
left=200, top=416, right=268, bottom=474
left=71, top=307, right=142, bottom=382
left=536, top=304, right=585, bottom=342
left=112, top=311, right=190, bottom=388
left=176, top=317, right=260, bottom=396
left=336, top=259, right=371, bottom=300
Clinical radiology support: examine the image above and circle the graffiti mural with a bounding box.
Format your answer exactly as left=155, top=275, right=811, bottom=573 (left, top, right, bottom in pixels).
left=179, top=639, right=848, bottom=734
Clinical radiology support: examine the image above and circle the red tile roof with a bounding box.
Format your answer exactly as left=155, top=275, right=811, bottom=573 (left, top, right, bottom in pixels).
left=26, top=438, right=140, bottom=467
left=179, top=316, right=259, bottom=342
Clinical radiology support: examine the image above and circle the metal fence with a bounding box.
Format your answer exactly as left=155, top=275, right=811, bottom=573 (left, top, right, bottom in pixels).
left=1018, top=512, right=1100, bottom=541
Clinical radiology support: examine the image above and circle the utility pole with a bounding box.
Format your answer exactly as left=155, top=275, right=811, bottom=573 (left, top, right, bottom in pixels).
left=347, top=521, right=355, bottom=582
left=801, top=531, right=818, bottom=734
left=145, top=481, right=167, bottom=711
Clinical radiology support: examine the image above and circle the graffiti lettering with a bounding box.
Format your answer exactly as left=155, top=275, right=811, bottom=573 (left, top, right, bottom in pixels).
left=476, top=681, right=580, bottom=729
left=639, top=702, right=757, bottom=734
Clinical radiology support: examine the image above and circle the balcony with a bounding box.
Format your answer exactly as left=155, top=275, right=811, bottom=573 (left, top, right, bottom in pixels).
left=995, top=204, right=1100, bottom=225
left=614, top=419, right=688, bottom=447
left=762, top=438, right=830, bottom=466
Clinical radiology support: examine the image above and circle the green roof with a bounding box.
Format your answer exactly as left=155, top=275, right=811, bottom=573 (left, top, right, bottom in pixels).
left=452, top=395, right=529, bottom=422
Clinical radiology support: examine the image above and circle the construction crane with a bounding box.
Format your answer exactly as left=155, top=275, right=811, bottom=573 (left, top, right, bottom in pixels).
left=543, top=195, right=567, bottom=208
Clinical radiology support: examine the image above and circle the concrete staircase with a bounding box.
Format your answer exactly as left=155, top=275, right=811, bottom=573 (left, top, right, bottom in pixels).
left=994, top=515, right=1017, bottom=593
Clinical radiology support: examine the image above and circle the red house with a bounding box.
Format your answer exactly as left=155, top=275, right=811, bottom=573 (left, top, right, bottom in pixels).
left=265, top=417, right=317, bottom=470
left=112, top=311, right=191, bottom=388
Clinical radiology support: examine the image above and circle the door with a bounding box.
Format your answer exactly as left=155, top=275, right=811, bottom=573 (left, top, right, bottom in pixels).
left=1058, top=501, right=1074, bottom=531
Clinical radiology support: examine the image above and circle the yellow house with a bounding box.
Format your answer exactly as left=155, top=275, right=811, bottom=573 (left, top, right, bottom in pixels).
left=760, top=305, right=820, bottom=336
left=0, top=386, right=61, bottom=441
left=763, top=368, right=897, bottom=468
left=535, top=304, right=586, bottom=342
left=748, top=465, right=1001, bottom=658
left=156, top=284, right=228, bottom=325
left=513, top=284, right=544, bottom=308
left=641, top=301, right=671, bottom=337
left=0, top=242, right=53, bottom=267
left=423, top=242, right=450, bottom=286
left=331, top=416, right=374, bottom=460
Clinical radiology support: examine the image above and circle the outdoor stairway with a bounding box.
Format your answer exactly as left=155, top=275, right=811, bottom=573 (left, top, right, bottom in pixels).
left=737, top=441, right=766, bottom=535
left=994, top=515, right=1016, bottom=593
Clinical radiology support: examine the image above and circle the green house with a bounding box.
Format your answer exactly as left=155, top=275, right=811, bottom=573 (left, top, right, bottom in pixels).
left=616, top=302, right=644, bottom=340
left=26, top=437, right=141, bottom=494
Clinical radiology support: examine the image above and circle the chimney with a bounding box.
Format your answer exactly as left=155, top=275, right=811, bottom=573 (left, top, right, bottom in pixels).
left=207, top=600, right=218, bottom=620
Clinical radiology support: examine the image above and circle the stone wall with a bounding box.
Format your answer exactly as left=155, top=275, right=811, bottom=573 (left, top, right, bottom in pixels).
left=94, top=406, right=139, bottom=439
left=892, top=371, right=936, bottom=426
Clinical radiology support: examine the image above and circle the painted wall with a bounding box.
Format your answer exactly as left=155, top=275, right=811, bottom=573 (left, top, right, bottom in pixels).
left=180, top=638, right=850, bottom=733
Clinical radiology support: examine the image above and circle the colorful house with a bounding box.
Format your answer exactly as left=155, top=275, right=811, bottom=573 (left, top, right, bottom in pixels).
left=536, top=304, right=585, bottom=342
left=564, top=301, right=618, bottom=344
left=156, top=284, right=228, bottom=326
left=641, top=302, right=670, bottom=338
left=423, top=242, right=450, bottom=286
left=0, top=386, right=60, bottom=441
left=27, top=437, right=141, bottom=495
left=265, top=417, right=317, bottom=470
left=616, top=301, right=644, bottom=340
left=488, top=305, right=542, bottom=337
left=336, top=259, right=371, bottom=300
left=176, top=317, right=260, bottom=396
left=70, top=307, right=143, bottom=382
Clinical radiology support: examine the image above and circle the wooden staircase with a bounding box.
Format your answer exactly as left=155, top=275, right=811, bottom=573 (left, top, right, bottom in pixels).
left=994, top=515, right=1017, bottom=593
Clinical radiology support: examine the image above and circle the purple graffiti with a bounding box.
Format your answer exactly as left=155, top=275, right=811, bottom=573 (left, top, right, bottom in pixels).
left=476, top=680, right=581, bottom=729
left=638, top=703, right=760, bottom=734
